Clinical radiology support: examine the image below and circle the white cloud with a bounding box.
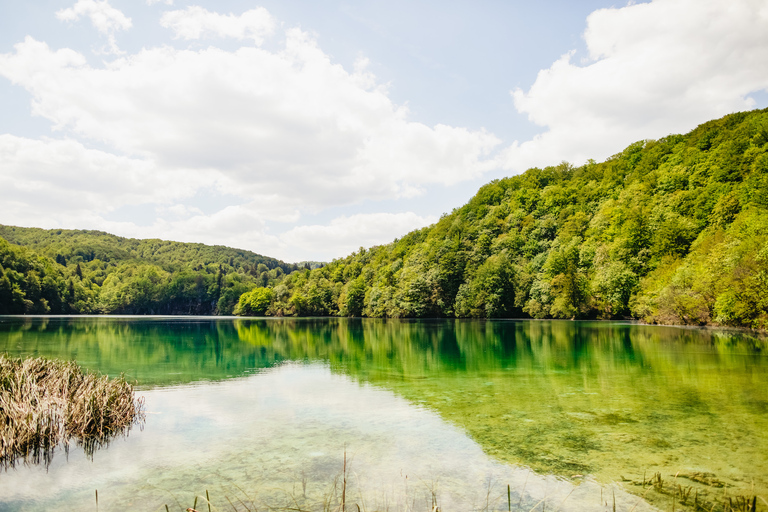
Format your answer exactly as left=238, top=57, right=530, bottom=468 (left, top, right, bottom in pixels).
left=160, top=6, right=275, bottom=45
left=110, top=203, right=286, bottom=255
left=0, top=135, right=181, bottom=213
left=0, top=133, right=311, bottom=241
left=56, top=0, right=131, bottom=54
left=56, top=0, right=132, bottom=34
left=147, top=0, right=173, bottom=5
left=280, top=212, right=438, bottom=261
left=67, top=209, right=431, bottom=263
left=0, top=29, right=500, bottom=212
left=503, top=0, right=768, bottom=172
left=0, top=5, right=495, bottom=261
left=0, top=133, right=437, bottom=261
left=0, top=136, right=438, bottom=258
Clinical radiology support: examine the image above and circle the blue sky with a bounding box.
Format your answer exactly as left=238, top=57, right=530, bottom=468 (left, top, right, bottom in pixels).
left=1, top=0, right=767, bottom=262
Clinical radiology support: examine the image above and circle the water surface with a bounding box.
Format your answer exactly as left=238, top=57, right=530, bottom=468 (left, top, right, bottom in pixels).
left=0, top=316, right=766, bottom=511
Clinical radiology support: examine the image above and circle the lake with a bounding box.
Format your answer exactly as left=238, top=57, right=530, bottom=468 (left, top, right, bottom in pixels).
left=0, top=316, right=766, bottom=511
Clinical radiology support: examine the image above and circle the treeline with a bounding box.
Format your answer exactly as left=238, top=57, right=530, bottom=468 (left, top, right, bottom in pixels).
left=237, top=109, right=768, bottom=330
left=3, top=109, right=767, bottom=329
left=0, top=227, right=303, bottom=315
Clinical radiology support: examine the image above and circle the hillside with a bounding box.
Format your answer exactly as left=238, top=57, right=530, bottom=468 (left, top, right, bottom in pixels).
left=2, top=109, right=767, bottom=328
left=236, top=109, right=768, bottom=330
left=0, top=227, right=300, bottom=315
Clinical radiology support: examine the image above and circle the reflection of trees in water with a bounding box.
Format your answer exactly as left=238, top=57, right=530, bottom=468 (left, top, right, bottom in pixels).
left=1, top=316, right=764, bottom=386
left=0, top=317, right=766, bottom=499
left=234, top=319, right=768, bottom=502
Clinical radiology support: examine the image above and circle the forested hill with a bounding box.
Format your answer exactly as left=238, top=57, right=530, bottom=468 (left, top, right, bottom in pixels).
left=2, top=109, right=767, bottom=328
left=236, top=108, right=768, bottom=330
left=0, top=226, right=301, bottom=315
left=0, top=226, right=295, bottom=273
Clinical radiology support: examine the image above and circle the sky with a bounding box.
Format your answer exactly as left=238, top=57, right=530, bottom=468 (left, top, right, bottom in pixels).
left=1, top=0, right=767, bottom=263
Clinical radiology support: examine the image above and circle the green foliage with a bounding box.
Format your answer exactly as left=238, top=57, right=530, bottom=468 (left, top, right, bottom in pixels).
left=235, top=287, right=274, bottom=316
left=342, top=277, right=366, bottom=317
left=0, top=237, right=73, bottom=314
left=455, top=253, right=517, bottom=318
left=632, top=206, right=768, bottom=329
left=4, top=108, right=768, bottom=329
left=257, top=108, right=768, bottom=329
left=0, top=226, right=299, bottom=315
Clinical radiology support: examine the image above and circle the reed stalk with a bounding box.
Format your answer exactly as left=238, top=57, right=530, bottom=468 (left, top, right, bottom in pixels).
left=0, top=354, right=144, bottom=468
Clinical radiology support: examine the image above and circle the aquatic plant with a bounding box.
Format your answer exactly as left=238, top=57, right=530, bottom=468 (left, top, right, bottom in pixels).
left=629, top=472, right=765, bottom=512
left=0, top=354, right=144, bottom=468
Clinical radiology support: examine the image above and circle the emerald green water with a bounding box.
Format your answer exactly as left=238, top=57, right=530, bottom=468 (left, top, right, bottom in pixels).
left=0, top=316, right=766, bottom=511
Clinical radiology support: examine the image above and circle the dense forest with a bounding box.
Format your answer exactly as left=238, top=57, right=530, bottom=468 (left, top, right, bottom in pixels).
left=0, top=227, right=302, bottom=315
left=2, top=109, right=767, bottom=329
left=237, top=109, right=768, bottom=330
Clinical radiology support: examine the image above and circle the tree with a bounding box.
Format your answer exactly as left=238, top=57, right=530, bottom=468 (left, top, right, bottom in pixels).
left=343, top=277, right=366, bottom=317
left=235, top=287, right=273, bottom=316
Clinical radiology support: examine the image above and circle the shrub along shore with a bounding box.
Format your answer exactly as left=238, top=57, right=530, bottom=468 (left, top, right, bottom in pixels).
left=0, top=354, right=144, bottom=468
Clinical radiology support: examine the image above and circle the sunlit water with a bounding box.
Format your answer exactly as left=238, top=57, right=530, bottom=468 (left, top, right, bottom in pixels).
left=1, top=316, right=766, bottom=511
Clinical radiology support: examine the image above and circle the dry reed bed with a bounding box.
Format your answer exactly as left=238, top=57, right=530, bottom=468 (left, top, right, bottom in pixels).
left=0, top=354, right=144, bottom=467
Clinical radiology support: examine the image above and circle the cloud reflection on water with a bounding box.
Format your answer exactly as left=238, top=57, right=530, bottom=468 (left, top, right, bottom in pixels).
left=0, top=362, right=655, bottom=511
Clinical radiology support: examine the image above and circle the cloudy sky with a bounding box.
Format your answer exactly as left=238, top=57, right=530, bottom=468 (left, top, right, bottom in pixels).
left=1, top=0, right=767, bottom=263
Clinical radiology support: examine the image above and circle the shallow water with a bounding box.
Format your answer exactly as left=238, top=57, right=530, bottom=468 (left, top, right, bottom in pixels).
left=0, top=316, right=766, bottom=511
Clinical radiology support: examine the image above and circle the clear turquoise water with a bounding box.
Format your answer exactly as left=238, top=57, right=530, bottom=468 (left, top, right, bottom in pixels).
left=0, top=316, right=766, bottom=511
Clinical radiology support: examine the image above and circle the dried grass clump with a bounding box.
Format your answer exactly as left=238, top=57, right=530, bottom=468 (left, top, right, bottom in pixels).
left=0, top=354, right=144, bottom=468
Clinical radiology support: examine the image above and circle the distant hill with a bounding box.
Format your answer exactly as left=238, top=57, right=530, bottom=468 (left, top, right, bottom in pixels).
left=3, top=109, right=767, bottom=328
left=0, top=226, right=295, bottom=273
left=0, top=226, right=300, bottom=315
left=238, top=108, right=768, bottom=330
